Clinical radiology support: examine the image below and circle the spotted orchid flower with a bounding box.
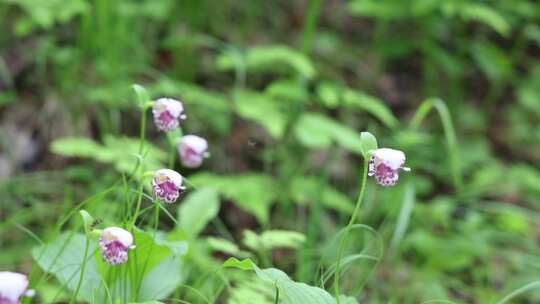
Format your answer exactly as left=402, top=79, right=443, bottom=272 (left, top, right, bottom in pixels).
left=368, top=148, right=410, bottom=187
left=99, top=227, right=135, bottom=265
left=177, top=135, right=209, bottom=168
left=152, top=98, right=185, bottom=132
left=0, top=272, right=33, bottom=304
left=151, top=169, right=185, bottom=203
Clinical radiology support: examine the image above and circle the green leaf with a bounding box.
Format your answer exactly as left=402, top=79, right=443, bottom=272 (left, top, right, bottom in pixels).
left=316, top=81, right=341, bottom=108
left=32, top=233, right=104, bottom=302
left=50, top=136, right=167, bottom=175
left=50, top=137, right=105, bottom=159
left=472, top=41, right=512, bottom=82
left=223, top=258, right=357, bottom=304
left=342, top=89, right=399, bottom=129
left=360, top=132, right=378, bottom=156
left=242, top=230, right=306, bottom=251
left=207, top=237, right=249, bottom=257
left=265, top=79, right=309, bottom=103
left=290, top=177, right=354, bottom=214
left=130, top=230, right=187, bottom=301
left=189, top=173, right=276, bottom=224
left=132, top=84, right=150, bottom=106
left=460, top=3, right=510, bottom=37
left=177, top=187, right=220, bottom=238
left=79, top=210, right=94, bottom=235
left=295, top=113, right=364, bottom=154
left=234, top=90, right=287, bottom=138
left=223, top=257, right=255, bottom=271
left=217, top=45, right=316, bottom=79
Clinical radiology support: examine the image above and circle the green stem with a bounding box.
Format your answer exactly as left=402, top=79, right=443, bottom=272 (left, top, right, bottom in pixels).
left=409, top=97, right=463, bottom=192
left=70, top=236, right=90, bottom=304
left=300, top=0, right=323, bottom=54
left=130, top=180, right=145, bottom=228
left=138, top=105, right=148, bottom=155
left=334, top=157, right=369, bottom=302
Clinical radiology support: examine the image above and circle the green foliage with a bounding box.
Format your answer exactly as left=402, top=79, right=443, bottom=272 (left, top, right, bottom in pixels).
left=50, top=136, right=167, bottom=174
left=217, top=45, right=316, bottom=79
left=32, top=230, right=187, bottom=302
left=234, top=90, right=287, bottom=138
left=242, top=230, right=306, bottom=251
left=3, top=0, right=540, bottom=303
left=189, top=173, right=276, bottom=224
left=177, top=187, right=220, bottom=238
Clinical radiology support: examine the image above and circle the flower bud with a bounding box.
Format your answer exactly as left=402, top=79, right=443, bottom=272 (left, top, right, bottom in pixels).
left=99, top=227, right=135, bottom=265
left=0, top=271, right=31, bottom=304
left=177, top=135, right=209, bottom=168
left=368, top=148, right=410, bottom=187
left=152, top=98, right=185, bottom=132
left=152, top=169, right=185, bottom=203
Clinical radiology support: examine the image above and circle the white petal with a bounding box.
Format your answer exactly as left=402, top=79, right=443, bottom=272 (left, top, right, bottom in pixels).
left=180, top=135, right=208, bottom=154
left=373, top=148, right=406, bottom=170
left=154, top=169, right=183, bottom=188
left=102, top=227, right=133, bottom=248
left=0, top=271, right=28, bottom=301
left=155, top=98, right=183, bottom=118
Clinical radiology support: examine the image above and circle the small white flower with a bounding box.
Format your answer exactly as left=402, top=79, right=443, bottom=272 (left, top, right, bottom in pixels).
left=152, top=98, right=185, bottom=132
left=152, top=169, right=185, bottom=203
left=99, top=227, right=135, bottom=265
left=368, top=148, right=410, bottom=187
left=177, top=135, right=209, bottom=168
left=0, top=271, right=31, bottom=304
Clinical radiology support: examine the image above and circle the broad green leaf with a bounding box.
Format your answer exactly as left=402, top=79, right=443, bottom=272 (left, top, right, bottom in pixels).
left=189, top=173, right=276, bottom=224
left=242, top=230, right=306, bottom=251
left=342, top=90, right=398, bottom=128
left=460, top=3, right=510, bottom=36
left=207, top=237, right=249, bottom=257
left=32, top=233, right=104, bottom=302
left=177, top=187, right=220, bottom=238
left=317, top=81, right=341, bottom=108
left=234, top=90, right=287, bottom=138
left=50, top=137, right=106, bottom=159
left=290, top=177, right=354, bottom=214
left=130, top=230, right=187, bottom=301
left=50, top=136, right=167, bottom=175
left=217, top=45, right=316, bottom=79
left=223, top=258, right=357, bottom=304
left=223, top=257, right=255, bottom=271
left=295, top=113, right=364, bottom=154
left=265, top=79, right=309, bottom=103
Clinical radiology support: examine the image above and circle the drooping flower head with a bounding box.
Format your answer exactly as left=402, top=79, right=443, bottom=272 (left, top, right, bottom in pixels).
left=177, top=135, right=209, bottom=168
left=99, top=227, right=134, bottom=265
left=152, top=169, right=185, bottom=203
left=368, top=148, right=410, bottom=187
left=152, top=98, right=185, bottom=132
left=0, top=271, right=31, bottom=304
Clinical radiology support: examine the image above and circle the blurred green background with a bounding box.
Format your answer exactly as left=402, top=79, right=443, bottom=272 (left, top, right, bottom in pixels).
left=1, top=0, right=539, bottom=303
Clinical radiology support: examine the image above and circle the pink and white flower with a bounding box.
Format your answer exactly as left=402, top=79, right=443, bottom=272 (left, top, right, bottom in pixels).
left=368, top=148, right=410, bottom=187
left=99, top=227, right=135, bottom=265
left=177, top=135, right=209, bottom=168
left=152, top=169, right=185, bottom=203
left=0, top=271, right=33, bottom=304
left=152, top=98, right=185, bottom=132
